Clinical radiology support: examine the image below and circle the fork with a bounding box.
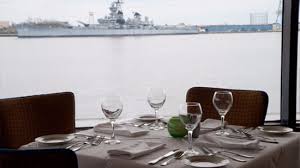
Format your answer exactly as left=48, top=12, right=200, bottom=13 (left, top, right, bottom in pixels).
left=66, top=141, right=83, bottom=149
left=71, top=141, right=91, bottom=152
left=201, top=146, right=247, bottom=162
left=91, top=135, right=105, bottom=146
left=238, top=128, right=278, bottom=143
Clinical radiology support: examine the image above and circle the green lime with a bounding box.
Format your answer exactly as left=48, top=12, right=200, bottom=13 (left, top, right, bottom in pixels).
left=167, top=116, right=188, bottom=138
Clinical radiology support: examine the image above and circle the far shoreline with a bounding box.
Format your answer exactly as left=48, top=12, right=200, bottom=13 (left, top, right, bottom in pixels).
left=0, top=34, right=17, bottom=37
left=0, top=31, right=282, bottom=38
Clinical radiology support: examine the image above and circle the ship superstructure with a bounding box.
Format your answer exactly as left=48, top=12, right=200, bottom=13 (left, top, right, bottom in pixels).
left=16, top=0, right=201, bottom=37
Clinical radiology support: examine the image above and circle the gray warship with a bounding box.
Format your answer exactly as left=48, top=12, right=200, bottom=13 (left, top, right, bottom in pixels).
left=16, top=0, right=201, bottom=37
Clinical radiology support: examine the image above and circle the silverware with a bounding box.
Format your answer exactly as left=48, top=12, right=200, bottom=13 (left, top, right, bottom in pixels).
left=201, top=146, right=247, bottom=162
left=148, top=149, right=180, bottom=165
left=226, top=134, right=278, bottom=143
left=160, top=151, right=185, bottom=166
left=119, top=137, right=161, bottom=140
left=91, top=135, right=104, bottom=146
left=226, top=134, right=255, bottom=140
left=134, top=122, right=146, bottom=127
left=66, top=142, right=83, bottom=149
left=71, top=142, right=90, bottom=152
left=225, top=127, right=279, bottom=144
left=218, top=150, right=255, bottom=158
left=238, top=129, right=279, bottom=143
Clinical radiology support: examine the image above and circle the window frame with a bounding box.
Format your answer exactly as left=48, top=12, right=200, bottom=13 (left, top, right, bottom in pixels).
left=281, top=0, right=299, bottom=131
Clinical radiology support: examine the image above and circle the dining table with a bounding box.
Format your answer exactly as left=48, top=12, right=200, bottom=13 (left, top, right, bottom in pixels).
left=22, top=120, right=300, bottom=168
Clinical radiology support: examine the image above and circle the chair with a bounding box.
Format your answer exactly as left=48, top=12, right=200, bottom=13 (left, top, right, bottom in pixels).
left=0, top=92, right=75, bottom=148
left=186, top=87, right=268, bottom=127
left=0, top=148, right=78, bottom=168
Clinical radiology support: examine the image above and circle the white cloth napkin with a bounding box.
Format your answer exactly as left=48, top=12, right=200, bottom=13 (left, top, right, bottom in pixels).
left=200, top=119, right=227, bottom=134
left=107, top=141, right=166, bottom=159
left=93, top=123, right=149, bottom=137
left=196, top=132, right=261, bottom=150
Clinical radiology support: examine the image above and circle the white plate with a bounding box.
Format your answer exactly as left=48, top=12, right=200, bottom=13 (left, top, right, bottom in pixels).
left=35, top=134, right=75, bottom=145
left=136, top=114, right=162, bottom=122
left=257, top=126, right=293, bottom=135
left=184, top=155, right=230, bottom=168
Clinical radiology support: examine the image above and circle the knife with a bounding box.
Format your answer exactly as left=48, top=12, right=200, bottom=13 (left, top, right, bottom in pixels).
left=148, top=149, right=179, bottom=165
left=226, top=134, right=278, bottom=143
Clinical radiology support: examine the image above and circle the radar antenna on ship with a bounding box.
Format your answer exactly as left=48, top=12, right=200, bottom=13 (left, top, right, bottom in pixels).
left=114, top=0, right=123, bottom=11
left=109, top=0, right=124, bottom=17
left=116, top=0, right=123, bottom=4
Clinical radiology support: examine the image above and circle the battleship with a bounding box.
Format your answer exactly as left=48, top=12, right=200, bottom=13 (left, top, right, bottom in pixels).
left=16, top=0, right=201, bottom=37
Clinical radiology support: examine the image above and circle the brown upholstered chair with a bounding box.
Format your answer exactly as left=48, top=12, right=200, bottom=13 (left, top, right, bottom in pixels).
left=186, top=87, right=268, bottom=127
left=0, top=92, right=75, bottom=148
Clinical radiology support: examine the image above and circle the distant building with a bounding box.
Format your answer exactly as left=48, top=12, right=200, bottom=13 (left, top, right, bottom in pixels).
left=0, top=21, right=10, bottom=28
left=250, top=13, right=268, bottom=25
left=272, top=23, right=282, bottom=31
left=202, top=24, right=273, bottom=33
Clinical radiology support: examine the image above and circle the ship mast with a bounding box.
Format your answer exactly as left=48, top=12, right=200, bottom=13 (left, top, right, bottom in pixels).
left=109, top=0, right=124, bottom=19
left=115, top=0, right=123, bottom=10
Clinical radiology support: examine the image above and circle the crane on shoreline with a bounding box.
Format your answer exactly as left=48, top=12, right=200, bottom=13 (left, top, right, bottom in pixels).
left=275, top=0, right=282, bottom=24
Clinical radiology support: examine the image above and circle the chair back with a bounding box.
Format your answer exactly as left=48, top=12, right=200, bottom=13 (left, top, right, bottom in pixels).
left=0, top=148, right=78, bottom=168
left=0, top=92, right=75, bottom=148
left=186, top=87, right=268, bottom=127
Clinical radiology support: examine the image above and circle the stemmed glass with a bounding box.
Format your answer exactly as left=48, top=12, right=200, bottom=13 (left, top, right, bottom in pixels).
left=212, top=91, right=233, bottom=136
left=179, top=102, right=202, bottom=156
left=101, top=94, right=123, bottom=145
left=147, top=88, right=166, bottom=130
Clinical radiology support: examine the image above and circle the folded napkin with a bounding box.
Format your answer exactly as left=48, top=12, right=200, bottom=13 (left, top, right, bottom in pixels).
left=199, top=119, right=227, bottom=134
left=107, top=141, right=166, bottom=159
left=93, top=123, right=149, bottom=137
left=196, top=132, right=261, bottom=150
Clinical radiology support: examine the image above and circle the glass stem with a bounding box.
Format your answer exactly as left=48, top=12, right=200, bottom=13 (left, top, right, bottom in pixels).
left=221, top=115, right=225, bottom=133
left=188, top=130, right=193, bottom=151
left=155, top=109, right=158, bottom=126
left=111, top=120, right=115, bottom=140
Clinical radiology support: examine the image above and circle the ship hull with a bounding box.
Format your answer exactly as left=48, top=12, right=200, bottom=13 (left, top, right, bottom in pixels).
left=16, top=27, right=200, bottom=37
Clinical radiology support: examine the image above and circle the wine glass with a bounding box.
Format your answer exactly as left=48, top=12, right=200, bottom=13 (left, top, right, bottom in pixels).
left=147, top=88, right=166, bottom=130
left=212, top=91, right=233, bottom=136
left=179, top=102, right=202, bottom=156
left=101, top=94, right=123, bottom=145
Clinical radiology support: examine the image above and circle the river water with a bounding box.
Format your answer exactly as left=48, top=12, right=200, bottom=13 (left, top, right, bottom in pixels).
left=0, top=32, right=291, bottom=122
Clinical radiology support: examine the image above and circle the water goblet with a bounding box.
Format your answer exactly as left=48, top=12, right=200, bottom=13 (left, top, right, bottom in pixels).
left=147, top=88, right=166, bottom=130
left=101, top=95, right=123, bottom=145
left=212, top=91, right=233, bottom=136
left=179, top=102, right=202, bottom=156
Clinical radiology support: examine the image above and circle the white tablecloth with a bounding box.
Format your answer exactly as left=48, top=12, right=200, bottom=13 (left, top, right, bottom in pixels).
left=72, top=128, right=300, bottom=168
left=22, top=127, right=300, bottom=168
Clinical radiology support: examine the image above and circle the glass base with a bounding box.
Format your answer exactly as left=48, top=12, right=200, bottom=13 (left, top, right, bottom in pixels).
left=104, top=139, right=121, bottom=145
left=185, top=149, right=199, bottom=157
left=149, top=123, right=165, bottom=130
left=215, top=130, right=230, bottom=136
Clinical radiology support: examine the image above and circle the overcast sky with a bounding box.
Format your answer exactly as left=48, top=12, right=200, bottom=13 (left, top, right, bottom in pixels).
left=0, top=0, right=281, bottom=25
